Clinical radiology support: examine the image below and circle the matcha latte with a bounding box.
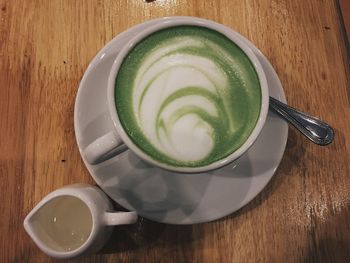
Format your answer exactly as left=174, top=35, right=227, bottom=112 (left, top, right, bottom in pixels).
left=115, top=26, right=261, bottom=167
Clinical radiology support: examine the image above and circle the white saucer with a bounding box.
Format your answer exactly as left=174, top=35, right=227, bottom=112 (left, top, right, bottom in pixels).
left=74, top=17, right=288, bottom=224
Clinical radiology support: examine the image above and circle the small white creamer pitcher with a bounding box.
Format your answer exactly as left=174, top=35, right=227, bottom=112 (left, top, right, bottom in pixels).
left=23, top=184, right=137, bottom=259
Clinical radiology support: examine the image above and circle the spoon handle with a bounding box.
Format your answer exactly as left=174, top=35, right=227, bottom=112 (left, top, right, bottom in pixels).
left=269, top=96, right=334, bottom=145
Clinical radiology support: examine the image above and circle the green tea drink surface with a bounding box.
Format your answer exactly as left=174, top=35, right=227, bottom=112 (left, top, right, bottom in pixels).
left=115, top=26, right=261, bottom=167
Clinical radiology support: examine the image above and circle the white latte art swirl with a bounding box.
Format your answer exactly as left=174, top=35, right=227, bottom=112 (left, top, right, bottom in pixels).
left=115, top=26, right=261, bottom=167
left=134, top=38, right=231, bottom=162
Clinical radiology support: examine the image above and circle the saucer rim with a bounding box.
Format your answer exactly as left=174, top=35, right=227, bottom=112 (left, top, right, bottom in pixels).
left=74, top=17, right=288, bottom=224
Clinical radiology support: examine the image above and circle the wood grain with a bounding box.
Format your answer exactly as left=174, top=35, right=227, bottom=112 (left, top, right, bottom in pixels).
left=340, top=0, right=350, bottom=43
left=1, top=0, right=349, bottom=262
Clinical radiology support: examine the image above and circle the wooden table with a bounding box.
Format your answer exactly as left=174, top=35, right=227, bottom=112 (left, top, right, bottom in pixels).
left=1, top=0, right=349, bottom=262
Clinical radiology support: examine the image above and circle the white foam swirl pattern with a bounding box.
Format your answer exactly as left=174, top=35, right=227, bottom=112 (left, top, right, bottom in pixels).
left=132, top=36, right=246, bottom=162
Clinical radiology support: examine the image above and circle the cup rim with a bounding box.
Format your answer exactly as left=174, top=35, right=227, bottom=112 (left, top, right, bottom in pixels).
left=107, top=16, right=269, bottom=173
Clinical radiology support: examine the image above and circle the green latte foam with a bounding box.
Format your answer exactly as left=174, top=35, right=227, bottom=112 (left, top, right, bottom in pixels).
left=115, top=26, right=261, bottom=167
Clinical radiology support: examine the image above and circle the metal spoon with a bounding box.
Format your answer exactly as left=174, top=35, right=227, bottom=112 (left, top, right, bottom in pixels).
left=269, top=97, right=334, bottom=145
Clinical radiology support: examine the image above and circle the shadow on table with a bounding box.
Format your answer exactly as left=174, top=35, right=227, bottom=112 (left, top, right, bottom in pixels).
left=91, top=126, right=347, bottom=258
left=302, top=238, right=350, bottom=263
left=99, top=214, right=198, bottom=255
left=301, top=204, right=350, bottom=263
left=94, top=128, right=301, bottom=255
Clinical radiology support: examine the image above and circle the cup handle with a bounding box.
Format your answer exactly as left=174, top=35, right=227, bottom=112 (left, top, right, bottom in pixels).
left=104, top=211, right=138, bottom=226
left=83, top=131, right=128, bottom=165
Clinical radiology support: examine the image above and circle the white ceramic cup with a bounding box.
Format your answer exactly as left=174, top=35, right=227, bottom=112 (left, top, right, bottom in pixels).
left=83, top=16, right=269, bottom=173
left=23, top=184, right=137, bottom=259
